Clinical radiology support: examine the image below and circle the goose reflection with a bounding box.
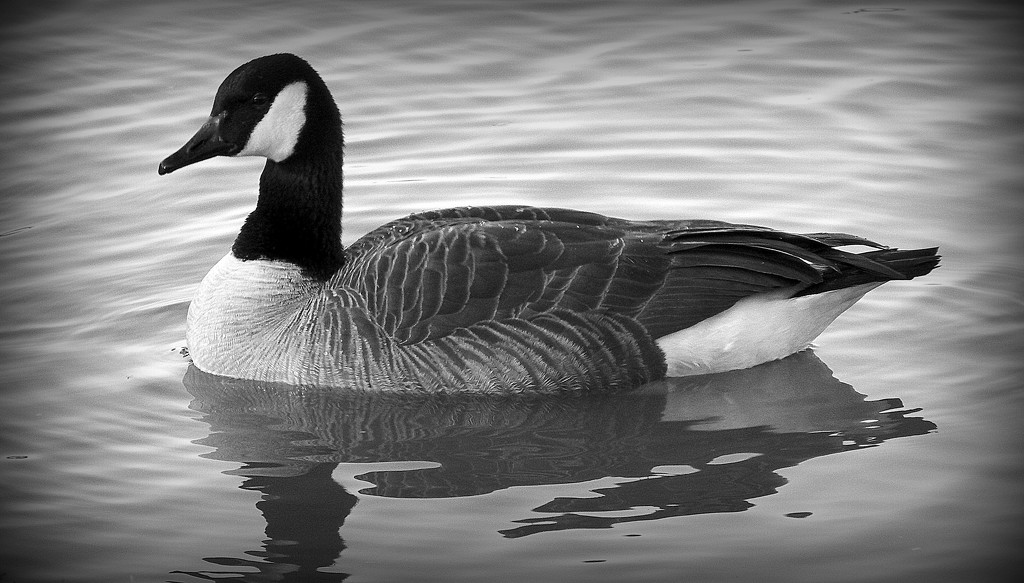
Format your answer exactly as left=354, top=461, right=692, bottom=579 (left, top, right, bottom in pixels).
left=174, top=351, right=934, bottom=581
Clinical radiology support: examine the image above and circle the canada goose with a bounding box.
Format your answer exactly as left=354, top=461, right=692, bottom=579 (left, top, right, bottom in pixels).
left=159, top=53, right=939, bottom=392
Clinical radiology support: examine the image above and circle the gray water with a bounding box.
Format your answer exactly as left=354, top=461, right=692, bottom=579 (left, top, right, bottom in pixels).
left=1, top=1, right=1022, bottom=581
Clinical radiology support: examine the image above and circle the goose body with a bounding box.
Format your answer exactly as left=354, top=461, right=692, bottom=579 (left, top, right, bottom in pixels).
left=159, top=54, right=939, bottom=392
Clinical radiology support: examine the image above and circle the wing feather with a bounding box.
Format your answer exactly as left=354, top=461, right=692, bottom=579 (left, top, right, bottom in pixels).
left=339, top=205, right=938, bottom=347
left=342, top=213, right=625, bottom=344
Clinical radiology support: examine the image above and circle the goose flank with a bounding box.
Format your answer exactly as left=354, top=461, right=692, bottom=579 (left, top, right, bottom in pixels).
left=159, top=53, right=940, bottom=392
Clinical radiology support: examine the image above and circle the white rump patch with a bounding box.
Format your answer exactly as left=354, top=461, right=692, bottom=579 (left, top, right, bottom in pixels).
left=238, top=81, right=308, bottom=162
left=656, top=283, right=881, bottom=376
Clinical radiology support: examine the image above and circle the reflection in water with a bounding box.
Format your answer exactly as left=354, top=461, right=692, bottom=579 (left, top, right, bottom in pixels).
left=172, top=463, right=356, bottom=582
left=175, top=352, right=934, bottom=581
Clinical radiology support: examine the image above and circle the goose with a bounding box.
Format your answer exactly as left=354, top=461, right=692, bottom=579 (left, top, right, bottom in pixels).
left=159, top=53, right=939, bottom=392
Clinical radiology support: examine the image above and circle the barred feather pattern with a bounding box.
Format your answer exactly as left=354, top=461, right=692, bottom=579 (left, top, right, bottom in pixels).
left=186, top=205, right=938, bottom=392
left=187, top=254, right=665, bottom=393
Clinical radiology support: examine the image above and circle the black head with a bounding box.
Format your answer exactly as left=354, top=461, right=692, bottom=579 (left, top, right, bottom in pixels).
left=158, top=53, right=340, bottom=175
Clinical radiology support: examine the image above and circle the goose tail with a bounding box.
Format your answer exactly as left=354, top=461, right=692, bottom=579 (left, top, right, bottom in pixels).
left=863, top=246, right=941, bottom=279
left=800, top=246, right=940, bottom=296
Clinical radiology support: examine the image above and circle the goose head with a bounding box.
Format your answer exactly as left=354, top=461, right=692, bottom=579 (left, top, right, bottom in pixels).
left=158, top=53, right=341, bottom=175
left=159, top=54, right=346, bottom=279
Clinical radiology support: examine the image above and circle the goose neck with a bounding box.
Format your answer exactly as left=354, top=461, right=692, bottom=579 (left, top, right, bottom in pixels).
left=232, top=151, right=345, bottom=279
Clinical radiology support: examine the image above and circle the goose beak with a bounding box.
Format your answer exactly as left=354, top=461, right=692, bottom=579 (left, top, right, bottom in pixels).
left=158, top=112, right=239, bottom=175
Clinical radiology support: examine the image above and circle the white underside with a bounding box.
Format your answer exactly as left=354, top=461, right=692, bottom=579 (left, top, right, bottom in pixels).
left=656, top=283, right=881, bottom=376
left=189, top=254, right=882, bottom=382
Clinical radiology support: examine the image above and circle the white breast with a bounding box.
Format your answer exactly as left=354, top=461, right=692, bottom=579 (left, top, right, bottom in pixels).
left=186, top=254, right=328, bottom=381
left=656, top=283, right=881, bottom=376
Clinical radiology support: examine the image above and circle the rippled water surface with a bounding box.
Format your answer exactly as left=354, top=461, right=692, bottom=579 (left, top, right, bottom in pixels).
left=2, top=1, right=1022, bottom=581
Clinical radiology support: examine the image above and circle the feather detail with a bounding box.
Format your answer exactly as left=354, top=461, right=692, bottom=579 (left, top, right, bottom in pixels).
left=168, top=56, right=940, bottom=391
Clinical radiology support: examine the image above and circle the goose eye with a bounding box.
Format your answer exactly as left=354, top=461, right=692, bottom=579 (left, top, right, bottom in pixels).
left=251, top=93, right=270, bottom=106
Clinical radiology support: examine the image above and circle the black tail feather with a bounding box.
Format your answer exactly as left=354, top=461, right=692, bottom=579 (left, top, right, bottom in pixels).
left=799, top=246, right=940, bottom=295
left=862, top=247, right=941, bottom=279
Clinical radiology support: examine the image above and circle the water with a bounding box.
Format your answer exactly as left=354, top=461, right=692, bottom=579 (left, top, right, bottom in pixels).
left=1, top=1, right=1022, bottom=581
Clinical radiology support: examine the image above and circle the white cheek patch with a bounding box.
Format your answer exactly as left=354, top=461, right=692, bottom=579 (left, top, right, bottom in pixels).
left=238, top=81, right=308, bottom=162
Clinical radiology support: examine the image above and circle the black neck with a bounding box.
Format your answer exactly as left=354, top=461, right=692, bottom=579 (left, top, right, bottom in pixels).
left=232, top=149, right=345, bottom=281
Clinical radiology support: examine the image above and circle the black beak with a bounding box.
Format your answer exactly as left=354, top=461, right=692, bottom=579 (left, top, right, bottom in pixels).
left=158, top=112, right=239, bottom=175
